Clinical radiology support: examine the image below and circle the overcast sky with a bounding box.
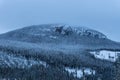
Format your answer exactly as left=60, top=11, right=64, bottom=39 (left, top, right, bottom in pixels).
left=0, top=0, right=120, bottom=41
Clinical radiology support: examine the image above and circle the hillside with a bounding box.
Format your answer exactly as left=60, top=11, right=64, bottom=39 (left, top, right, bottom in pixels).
left=0, top=24, right=120, bottom=50
left=0, top=24, right=120, bottom=80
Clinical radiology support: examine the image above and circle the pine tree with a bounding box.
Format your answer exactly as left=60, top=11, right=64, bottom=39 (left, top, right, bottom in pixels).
left=115, top=56, right=120, bottom=80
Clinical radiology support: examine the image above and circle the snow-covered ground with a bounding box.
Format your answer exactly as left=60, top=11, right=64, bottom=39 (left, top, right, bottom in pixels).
left=65, top=67, right=95, bottom=79
left=90, top=50, right=120, bottom=62
left=0, top=51, right=47, bottom=68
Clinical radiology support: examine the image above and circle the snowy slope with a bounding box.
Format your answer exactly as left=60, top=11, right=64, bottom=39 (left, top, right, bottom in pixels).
left=0, top=24, right=119, bottom=69
left=0, top=39, right=114, bottom=69
left=0, top=51, right=47, bottom=68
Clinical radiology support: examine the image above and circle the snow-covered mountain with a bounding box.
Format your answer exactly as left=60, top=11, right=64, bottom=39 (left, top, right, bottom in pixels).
left=0, top=24, right=119, bottom=50
left=0, top=24, right=119, bottom=80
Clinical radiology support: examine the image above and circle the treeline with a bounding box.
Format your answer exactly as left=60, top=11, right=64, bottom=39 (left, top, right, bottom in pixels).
left=0, top=40, right=116, bottom=80
left=0, top=65, right=115, bottom=80
left=0, top=44, right=113, bottom=69
left=0, top=65, right=77, bottom=80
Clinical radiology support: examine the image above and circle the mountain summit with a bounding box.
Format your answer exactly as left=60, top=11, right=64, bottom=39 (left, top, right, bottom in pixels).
left=0, top=24, right=119, bottom=50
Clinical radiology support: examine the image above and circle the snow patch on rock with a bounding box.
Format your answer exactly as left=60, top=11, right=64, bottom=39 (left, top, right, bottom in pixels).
left=53, top=24, right=107, bottom=39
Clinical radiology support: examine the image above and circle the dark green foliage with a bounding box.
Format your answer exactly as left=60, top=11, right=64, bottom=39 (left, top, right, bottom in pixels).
left=114, top=56, right=120, bottom=80
left=0, top=43, right=116, bottom=80
left=95, top=67, right=115, bottom=80
left=0, top=65, right=77, bottom=80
